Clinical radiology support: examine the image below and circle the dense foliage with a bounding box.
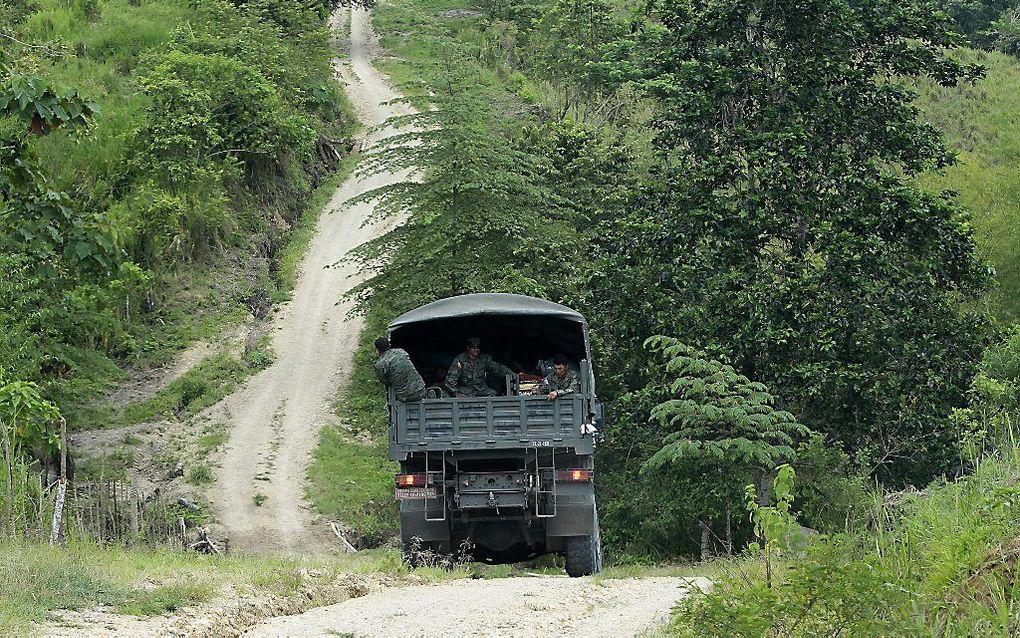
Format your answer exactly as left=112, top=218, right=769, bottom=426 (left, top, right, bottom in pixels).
left=356, top=0, right=1006, bottom=564
left=669, top=337, right=1020, bottom=634
left=0, top=0, right=355, bottom=434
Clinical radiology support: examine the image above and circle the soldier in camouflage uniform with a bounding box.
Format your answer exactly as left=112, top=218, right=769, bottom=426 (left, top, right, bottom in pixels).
left=375, top=337, right=426, bottom=401
left=445, top=337, right=514, bottom=397
left=544, top=354, right=580, bottom=400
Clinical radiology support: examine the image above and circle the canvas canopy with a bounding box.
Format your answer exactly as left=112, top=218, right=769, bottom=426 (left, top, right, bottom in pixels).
left=389, top=293, right=586, bottom=328
left=388, top=294, right=591, bottom=384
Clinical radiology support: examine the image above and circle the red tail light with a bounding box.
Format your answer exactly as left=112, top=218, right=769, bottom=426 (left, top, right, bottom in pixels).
left=396, top=473, right=426, bottom=487
left=556, top=469, right=593, bottom=482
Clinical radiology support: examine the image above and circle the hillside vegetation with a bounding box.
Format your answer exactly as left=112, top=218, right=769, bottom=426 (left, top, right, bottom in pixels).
left=3, top=0, right=1020, bottom=633
left=1, top=0, right=356, bottom=433
left=312, top=0, right=1020, bottom=631
left=916, top=48, right=1020, bottom=320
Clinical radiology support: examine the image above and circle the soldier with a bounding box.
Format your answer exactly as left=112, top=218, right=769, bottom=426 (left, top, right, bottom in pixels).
left=544, top=354, right=580, bottom=401
left=445, top=337, right=514, bottom=397
left=375, top=336, right=426, bottom=401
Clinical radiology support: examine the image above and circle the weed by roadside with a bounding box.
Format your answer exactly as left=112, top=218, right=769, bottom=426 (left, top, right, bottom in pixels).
left=186, top=464, right=214, bottom=486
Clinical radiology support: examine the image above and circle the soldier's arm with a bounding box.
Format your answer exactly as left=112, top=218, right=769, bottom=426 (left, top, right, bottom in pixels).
left=445, top=358, right=463, bottom=394
left=374, top=359, right=388, bottom=385
left=564, top=372, right=581, bottom=395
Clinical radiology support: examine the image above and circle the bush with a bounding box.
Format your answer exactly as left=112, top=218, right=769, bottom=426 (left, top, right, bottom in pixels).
left=136, top=50, right=315, bottom=186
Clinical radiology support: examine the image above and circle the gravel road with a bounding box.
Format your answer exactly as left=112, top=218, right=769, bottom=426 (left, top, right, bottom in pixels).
left=207, top=6, right=415, bottom=554
left=245, top=576, right=711, bottom=637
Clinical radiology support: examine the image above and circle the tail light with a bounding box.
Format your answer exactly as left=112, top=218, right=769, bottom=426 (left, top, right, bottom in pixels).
left=395, top=473, right=427, bottom=487
left=556, top=469, right=593, bottom=482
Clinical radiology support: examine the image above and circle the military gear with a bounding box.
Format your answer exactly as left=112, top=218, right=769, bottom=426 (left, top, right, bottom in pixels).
left=544, top=368, right=580, bottom=397
left=466, top=336, right=482, bottom=346
left=445, top=352, right=513, bottom=397
left=376, top=347, right=426, bottom=401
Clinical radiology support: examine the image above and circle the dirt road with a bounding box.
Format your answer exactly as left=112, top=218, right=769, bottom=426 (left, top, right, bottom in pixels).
left=208, top=7, right=414, bottom=554
left=246, top=575, right=710, bottom=637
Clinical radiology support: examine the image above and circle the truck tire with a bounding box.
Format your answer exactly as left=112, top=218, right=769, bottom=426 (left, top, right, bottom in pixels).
left=564, top=512, right=603, bottom=577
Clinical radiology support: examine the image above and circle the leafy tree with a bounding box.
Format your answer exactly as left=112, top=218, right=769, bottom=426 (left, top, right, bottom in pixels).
left=137, top=50, right=314, bottom=186
left=348, top=44, right=570, bottom=310
left=988, top=6, right=1020, bottom=55
left=937, top=0, right=1013, bottom=46
left=591, top=0, right=991, bottom=484
left=533, top=0, right=625, bottom=116
left=642, top=336, right=810, bottom=495
left=744, top=463, right=798, bottom=588
left=633, top=336, right=809, bottom=555
left=0, top=377, right=60, bottom=532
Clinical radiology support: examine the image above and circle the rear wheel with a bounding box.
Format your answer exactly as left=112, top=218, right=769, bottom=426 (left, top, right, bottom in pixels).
left=564, top=511, right=603, bottom=577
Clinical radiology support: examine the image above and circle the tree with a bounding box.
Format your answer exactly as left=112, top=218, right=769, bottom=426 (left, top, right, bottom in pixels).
left=0, top=377, right=60, bottom=534
left=637, top=336, right=810, bottom=556
left=988, top=6, right=1020, bottom=55
left=590, top=0, right=991, bottom=484
left=533, top=0, right=625, bottom=117
left=348, top=43, right=570, bottom=311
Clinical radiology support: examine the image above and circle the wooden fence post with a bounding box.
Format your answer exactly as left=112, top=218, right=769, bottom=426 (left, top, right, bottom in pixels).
left=49, top=417, right=68, bottom=547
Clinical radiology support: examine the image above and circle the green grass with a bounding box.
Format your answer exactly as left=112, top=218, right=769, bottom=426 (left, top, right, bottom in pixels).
left=915, top=48, right=1020, bottom=321
left=186, top=463, right=214, bottom=486
left=307, top=425, right=399, bottom=545
left=76, top=446, right=135, bottom=481
left=0, top=541, right=462, bottom=635
left=195, top=421, right=228, bottom=456
left=668, top=439, right=1020, bottom=635
left=307, top=299, right=405, bottom=544
left=373, top=0, right=508, bottom=108
left=120, top=352, right=250, bottom=425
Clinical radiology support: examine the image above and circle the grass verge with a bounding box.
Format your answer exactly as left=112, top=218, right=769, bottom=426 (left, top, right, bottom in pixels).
left=307, top=310, right=400, bottom=546
left=667, top=441, right=1020, bottom=635
left=276, top=154, right=361, bottom=295
left=0, top=541, right=470, bottom=635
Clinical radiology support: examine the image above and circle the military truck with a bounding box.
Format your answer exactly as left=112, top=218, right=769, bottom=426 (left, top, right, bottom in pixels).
left=385, top=293, right=603, bottom=576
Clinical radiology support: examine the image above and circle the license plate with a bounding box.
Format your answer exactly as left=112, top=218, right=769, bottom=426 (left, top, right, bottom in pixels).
left=395, top=487, right=437, bottom=500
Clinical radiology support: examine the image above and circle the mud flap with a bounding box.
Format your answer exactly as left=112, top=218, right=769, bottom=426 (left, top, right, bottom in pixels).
left=400, top=499, right=450, bottom=543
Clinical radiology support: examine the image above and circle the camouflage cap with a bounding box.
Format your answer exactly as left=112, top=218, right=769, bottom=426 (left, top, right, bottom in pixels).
left=466, top=337, right=482, bottom=346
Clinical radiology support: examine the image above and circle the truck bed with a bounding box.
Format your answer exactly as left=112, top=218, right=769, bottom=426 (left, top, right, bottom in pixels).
left=389, top=395, right=592, bottom=455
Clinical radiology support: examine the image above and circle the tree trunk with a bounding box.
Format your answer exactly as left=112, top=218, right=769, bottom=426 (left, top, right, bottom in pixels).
left=725, top=500, right=733, bottom=556
left=699, top=519, right=712, bottom=562
left=2, top=428, right=12, bottom=536
left=754, top=468, right=773, bottom=507
left=50, top=418, right=68, bottom=547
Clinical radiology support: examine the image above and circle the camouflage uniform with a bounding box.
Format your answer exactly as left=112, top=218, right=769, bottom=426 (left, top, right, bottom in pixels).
left=375, top=347, right=426, bottom=401
left=544, top=369, right=580, bottom=397
left=445, top=352, right=513, bottom=397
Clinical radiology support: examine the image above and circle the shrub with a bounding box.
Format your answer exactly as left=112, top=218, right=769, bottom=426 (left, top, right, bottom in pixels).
left=136, top=50, right=315, bottom=187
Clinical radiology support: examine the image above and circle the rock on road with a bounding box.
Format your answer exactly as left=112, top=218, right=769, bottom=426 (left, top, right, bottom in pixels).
left=245, top=576, right=711, bottom=637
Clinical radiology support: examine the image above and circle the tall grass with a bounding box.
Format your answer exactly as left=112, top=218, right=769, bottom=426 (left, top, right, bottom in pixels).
left=307, top=311, right=399, bottom=546
left=669, top=428, right=1020, bottom=635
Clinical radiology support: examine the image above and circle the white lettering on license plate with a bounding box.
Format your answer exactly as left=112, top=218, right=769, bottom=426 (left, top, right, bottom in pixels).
left=395, top=487, right=438, bottom=500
